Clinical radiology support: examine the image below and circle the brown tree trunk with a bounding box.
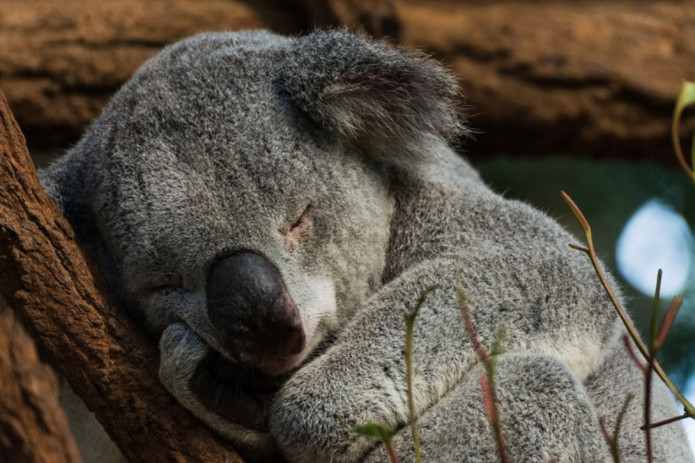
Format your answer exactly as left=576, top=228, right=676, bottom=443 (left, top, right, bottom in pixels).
left=0, top=89, right=244, bottom=462
left=0, top=296, right=82, bottom=463
left=397, top=0, right=695, bottom=161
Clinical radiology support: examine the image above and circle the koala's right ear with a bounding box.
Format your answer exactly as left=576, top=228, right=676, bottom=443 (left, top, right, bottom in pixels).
left=280, top=30, right=468, bottom=166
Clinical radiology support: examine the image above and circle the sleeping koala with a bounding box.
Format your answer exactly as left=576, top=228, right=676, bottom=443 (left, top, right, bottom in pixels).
left=40, top=30, right=692, bottom=462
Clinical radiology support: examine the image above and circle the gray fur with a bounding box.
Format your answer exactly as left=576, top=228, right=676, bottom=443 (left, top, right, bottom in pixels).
left=40, top=30, right=692, bottom=462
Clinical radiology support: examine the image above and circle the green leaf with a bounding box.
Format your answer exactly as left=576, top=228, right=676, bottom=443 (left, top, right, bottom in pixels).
left=353, top=423, right=395, bottom=444
left=560, top=191, right=592, bottom=238
left=676, top=82, right=695, bottom=170
left=675, top=81, right=695, bottom=115
left=656, top=296, right=683, bottom=349
left=407, top=285, right=438, bottom=322
left=490, top=327, right=506, bottom=357
left=673, top=82, right=695, bottom=180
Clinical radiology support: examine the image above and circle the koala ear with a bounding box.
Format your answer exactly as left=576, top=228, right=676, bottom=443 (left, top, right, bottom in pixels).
left=281, top=29, right=468, bottom=165
left=40, top=155, right=78, bottom=220
left=39, top=149, right=99, bottom=247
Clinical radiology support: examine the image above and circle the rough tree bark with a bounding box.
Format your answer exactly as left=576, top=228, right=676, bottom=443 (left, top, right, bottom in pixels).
left=0, top=89, right=244, bottom=462
left=0, top=296, right=82, bottom=463
left=398, top=0, right=695, bottom=161
left=0, top=0, right=398, bottom=151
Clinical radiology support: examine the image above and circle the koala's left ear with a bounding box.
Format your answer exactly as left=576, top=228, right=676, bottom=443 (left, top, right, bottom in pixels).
left=280, top=29, right=468, bottom=165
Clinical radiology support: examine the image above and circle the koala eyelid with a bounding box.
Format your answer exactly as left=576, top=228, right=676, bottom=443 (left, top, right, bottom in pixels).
left=140, top=274, right=184, bottom=295
left=285, top=204, right=312, bottom=250
left=148, top=285, right=182, bottom=296
left=291, top=204, right=311, bottom=229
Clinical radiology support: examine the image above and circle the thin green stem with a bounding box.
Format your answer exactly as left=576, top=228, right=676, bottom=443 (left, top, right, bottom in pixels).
left=672, top=83, right=695, bottom=183
left=656, top=296, right=682, bottom=349
left=384, top=440, right=400, bottom=463
left=483, top=332, right=508, bottom=463
left=457, top=282, right=510, bottom=463
left=601, top=393, right=634, bottom=463
left=642, top=413, right=690, bottom=430
left=644, top=271, right=663, bottom=463
left=615, top=393, right=634, bottom=438
left=404, top=286, right=437, bottom=463
left=353, top=423, right=398, bottom=463
left=561, top=192, right=695, bottom=419
left=405, top=319, right=421, bottom=463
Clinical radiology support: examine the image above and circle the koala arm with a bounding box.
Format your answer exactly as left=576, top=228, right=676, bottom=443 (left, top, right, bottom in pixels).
left=362, top=354, right=610, bottom=463
left=270, top=254, right=618, bottom=463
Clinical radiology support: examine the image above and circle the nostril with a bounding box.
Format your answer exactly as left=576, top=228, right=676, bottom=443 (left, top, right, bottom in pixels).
left=205, top=249, right=306, bottom=366
left=283, top=325, right=306, bottom=355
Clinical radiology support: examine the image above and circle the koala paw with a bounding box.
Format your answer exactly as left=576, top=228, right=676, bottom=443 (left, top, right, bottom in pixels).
left=269, top=367, right=370, bottom=463
left=159, top=323, right=280, bottom=460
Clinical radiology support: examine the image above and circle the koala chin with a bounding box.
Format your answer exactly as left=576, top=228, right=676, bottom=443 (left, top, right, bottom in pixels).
left=41, top=30, right=693, bottom=463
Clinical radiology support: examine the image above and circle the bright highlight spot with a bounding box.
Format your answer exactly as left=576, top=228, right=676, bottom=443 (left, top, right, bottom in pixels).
left=616, top=200, right=693, bottom=297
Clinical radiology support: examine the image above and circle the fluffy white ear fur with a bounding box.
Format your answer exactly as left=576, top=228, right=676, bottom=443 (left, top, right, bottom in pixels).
left=281, top=30, right=469, bottom=166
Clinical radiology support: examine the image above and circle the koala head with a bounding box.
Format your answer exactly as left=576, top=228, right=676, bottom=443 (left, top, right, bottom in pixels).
left=40, top=29, right=464, bottom=439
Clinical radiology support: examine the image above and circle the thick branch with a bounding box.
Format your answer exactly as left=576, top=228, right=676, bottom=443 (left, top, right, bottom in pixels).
left=0, top=297, right=82, bottom=463
left=0, top=89, right=243, bottom=462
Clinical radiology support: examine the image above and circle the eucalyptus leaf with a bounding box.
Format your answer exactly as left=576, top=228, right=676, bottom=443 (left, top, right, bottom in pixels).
left=353, top=422, right=395, bottom=443
left=673, top=81, right=695, bottom=180
left=676, top=81, right=695, bottom=114
left=491, top=327, right=506, bottom=357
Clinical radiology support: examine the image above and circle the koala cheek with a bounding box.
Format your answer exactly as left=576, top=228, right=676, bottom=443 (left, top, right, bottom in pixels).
left=286, top=275, right=338, bottom=351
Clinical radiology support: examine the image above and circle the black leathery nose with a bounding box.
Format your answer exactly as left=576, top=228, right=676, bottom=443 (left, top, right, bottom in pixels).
left=205, top=250, right=306, bottom=365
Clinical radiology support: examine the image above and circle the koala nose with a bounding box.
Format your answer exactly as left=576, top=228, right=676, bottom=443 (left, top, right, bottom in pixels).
left=205, top=250, right=306, bottom=369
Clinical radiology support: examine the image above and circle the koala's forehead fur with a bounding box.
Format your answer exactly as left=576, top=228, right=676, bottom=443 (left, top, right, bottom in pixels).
left=52, top=32, right=384, bottom=288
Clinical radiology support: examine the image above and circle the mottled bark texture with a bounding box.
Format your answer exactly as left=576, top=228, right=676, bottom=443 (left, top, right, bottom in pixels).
left=0, top=296, right=82, bottom=463
left=0, top=89, right=244, bottom=462
left=399, top=0, right=695, bottom=161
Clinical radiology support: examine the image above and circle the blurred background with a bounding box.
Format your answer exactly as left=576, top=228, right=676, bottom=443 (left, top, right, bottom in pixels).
left=1, top=0, right=694, bottom=454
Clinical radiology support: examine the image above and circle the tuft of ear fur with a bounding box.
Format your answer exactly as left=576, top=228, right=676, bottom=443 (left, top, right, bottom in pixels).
left=39, top=143, right=100, bottom=249
left=280, top=29, right=468, bottom=166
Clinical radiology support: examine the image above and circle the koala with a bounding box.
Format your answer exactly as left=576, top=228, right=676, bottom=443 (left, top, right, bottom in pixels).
left=40, top=30, right=693, bottom=462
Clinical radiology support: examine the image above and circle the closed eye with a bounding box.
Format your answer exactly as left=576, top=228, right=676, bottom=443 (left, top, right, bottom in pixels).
left=140, top=274, right=184, bottom=296
left=286, top=204, right=312, bottom=250
left=148, top=285, right=181, bottom=296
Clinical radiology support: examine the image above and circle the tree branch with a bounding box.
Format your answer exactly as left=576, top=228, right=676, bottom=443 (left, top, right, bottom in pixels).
left=0, top=296, right=83, bottom=463
left=0, top=88, right=244, bottom=462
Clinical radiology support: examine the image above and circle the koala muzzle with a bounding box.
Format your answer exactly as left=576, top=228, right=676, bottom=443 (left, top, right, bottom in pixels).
left=205, top=250, right=306, bottom=371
